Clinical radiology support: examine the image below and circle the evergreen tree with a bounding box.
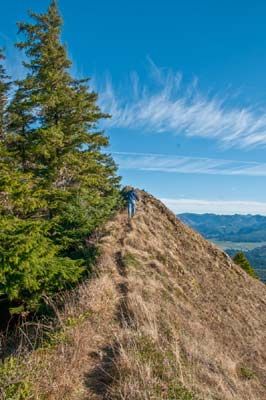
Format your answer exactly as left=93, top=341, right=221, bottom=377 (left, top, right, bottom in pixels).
left=0, top=1, right=120, bottom=313
left=8, top=0, right=120, bottom=250
left=0, top=49, right=10, bottom=139
left=233, top=252, right=258, bottom=279
left=0, top=49, right=11, bottom=198
left=0, top=49, right=15, bottom=217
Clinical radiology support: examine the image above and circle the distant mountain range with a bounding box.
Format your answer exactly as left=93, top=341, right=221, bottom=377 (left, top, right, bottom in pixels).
left=178, top=213, right=266, bottom=242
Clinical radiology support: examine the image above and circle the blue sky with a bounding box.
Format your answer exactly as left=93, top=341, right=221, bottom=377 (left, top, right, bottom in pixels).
left=1, top=0, right=266, bottom=214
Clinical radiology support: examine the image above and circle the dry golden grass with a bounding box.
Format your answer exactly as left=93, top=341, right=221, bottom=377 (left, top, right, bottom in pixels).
left=1, top=190, right=266, bottom=399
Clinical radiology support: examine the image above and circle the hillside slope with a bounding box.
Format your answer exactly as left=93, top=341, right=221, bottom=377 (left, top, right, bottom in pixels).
left=16, top=190, right=266, bottom=400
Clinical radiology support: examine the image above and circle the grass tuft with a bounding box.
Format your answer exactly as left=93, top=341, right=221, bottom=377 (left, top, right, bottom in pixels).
left=122, top=252, right=140, bottom=269
left=239, top=366, right=256, bottom=380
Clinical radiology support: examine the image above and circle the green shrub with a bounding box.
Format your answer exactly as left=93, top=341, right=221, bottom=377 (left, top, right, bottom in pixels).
left=0, top=357, right=33, bottom=400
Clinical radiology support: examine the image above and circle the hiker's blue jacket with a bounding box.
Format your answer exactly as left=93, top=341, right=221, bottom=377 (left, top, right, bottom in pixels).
left=127, top=190, right=139, bottom=203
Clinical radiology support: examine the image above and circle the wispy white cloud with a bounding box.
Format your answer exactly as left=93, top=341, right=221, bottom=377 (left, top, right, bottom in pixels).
left=112, top=151, right=266, bottom=177
left=96, top=60, right=266, bottom=149
left=161, top=198, right=266, bottom=215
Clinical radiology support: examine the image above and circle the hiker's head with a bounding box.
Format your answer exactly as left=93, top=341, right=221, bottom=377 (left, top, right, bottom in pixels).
left=123, top=185, right=134, bottom=193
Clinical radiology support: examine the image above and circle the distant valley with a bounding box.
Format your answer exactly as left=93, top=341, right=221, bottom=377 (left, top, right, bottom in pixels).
left=178, top=213, right=266, bottom=282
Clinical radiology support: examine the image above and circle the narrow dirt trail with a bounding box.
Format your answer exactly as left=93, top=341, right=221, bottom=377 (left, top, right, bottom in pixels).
left=82, top=211, right=138, bottom=399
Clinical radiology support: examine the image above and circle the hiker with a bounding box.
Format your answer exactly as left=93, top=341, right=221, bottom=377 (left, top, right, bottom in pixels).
left=126, top=188, right=139, bottom=219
